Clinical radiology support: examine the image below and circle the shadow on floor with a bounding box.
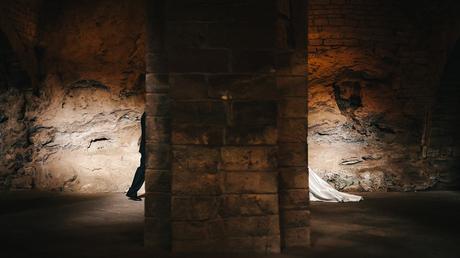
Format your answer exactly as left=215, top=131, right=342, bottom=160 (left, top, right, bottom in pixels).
left=0, top=191, right=459, bottom=258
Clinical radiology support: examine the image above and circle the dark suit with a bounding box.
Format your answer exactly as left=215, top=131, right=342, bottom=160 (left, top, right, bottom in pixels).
left=127, top=112, right=145, bottom=197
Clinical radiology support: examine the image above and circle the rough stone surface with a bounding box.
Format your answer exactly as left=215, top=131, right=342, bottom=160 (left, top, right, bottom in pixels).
left=0, top=0, right=145, bottom=192
left=308, top=0, right=460, bottom=191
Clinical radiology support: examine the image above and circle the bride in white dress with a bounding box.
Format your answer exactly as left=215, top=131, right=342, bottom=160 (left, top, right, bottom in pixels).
left=309, top=167, right=363, bottom=202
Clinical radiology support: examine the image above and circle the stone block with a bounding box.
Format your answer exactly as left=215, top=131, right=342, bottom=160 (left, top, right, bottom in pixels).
left=172, top=101, right=227, bottom=125
left=279, top=167, right=308, bottom=189
left=279, top=189, right=309, bottom=210
left=171, top=196, right=221, bottom=221
left=278, top=118, right=307, bottom=143
left=207, top=74, right=278, bottom=100
left=170, top=74, right=207, bottom=100
left=165, top=22, right=208, bottom=49
left=144, top=217, right=171, bottom=250
left=221, top=146, right=277, bottom=171
left=275, top=50, right=307, bottom=76
left=172, top=170, right=223, bottom=195
left=146, top=143, right=171, bottom=170
left=172, top=221, right=209, bottom=240
left=231, top=50, right=275, bottom=73
left=220, top=194, right=278, bottom=217
left=225, top=172, right=278, bottom=194
left=172, top=146, right=220, bottom=172
left=276, top=76, right=307, bottom=97
left=279, top=97, right=306, bottom=118
left=172, top=124, right=224, bottom=145
left=145, top=93, right=170, bottom=117
left=207, top=22, right=276, bottom=49
left=145, top=192, right=171, bottom=218
left=224, top=215, right=280, bottom=237
left=225, top=125, right=277, bottom=145
left=145, top=169, right=171, bottom=193
left=145, top=73, right=169, bottom=93
left=146, top=52, right=168, bottom=73
left=278, top=143, right=306, bottom=167
left=145, top=116, right=171, bottom=143
left=168, top=49, right=229, bottom=73
left=281, top=210, right=310, bottom=228
left=233, top=101, right=277, bottom=126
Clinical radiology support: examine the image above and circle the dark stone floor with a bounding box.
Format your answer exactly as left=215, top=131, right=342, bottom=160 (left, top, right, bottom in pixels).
left=0, top=191, right=459, bottom=258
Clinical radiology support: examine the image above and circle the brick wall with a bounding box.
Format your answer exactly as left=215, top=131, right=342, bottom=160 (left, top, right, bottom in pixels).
left=144, top=0, right=309, bottom=253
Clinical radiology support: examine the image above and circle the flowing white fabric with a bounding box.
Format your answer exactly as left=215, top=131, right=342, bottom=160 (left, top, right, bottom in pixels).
left=309, top=167, right=363, bottom=202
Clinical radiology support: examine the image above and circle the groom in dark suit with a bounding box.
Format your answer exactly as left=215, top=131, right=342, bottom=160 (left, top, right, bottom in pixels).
left=126, top=112, right=146, bottom=201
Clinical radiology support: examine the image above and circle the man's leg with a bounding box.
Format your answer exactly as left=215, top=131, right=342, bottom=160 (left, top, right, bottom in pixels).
left=126, top=157, right=145, bottom=200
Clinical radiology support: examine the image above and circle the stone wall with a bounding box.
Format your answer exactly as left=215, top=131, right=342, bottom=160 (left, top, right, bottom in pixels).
left=0, top=0, right=146, bottom=192
left=428, top=40, right=460, bottom=189
left=308, top=0, right=460, bottom=191
left=144, top=0, right=309, bottom=253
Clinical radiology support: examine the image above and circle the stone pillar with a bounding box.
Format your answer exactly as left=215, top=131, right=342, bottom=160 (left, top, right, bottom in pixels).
left=166, top=0, right=281, bottom=253
left=144, top=0, right=171, bottom=250
left=276, top=0, right=310, bottom=250
left=144, top=0, right=309, bottom=253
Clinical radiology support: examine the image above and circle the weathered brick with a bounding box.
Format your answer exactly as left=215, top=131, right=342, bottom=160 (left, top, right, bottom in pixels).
left=172, top=146, right=220, bottom=172
left=220, top=194, right=278, bottom=217
left=275, top=50, right=307, bottom=76
left=208, top=22, right=276, bottom=49
left=225, top=125, right=277, bottom=145
left=225, top=172, right=278, bottom=194
left=282, top=210, right=310, bottom=228
left=145, top=192, right=171, bottom=218
left=279, top=97, right=307, bottom=118
left=172, top=221, right=209, bottom=240
left=168, top=49, right=229, bottom=73
left=146, top=52, right=168, bottom=73
left=165, top=22, right=207, bottom=48
left=279, top=189, right=309, bottom=210
left=145, top=169, right=171, bottom=193
left=225, top=215, right=280, bottom=237
left=172, top=101, right=227, bottom=125
left=233, top=101, right=277, bottom=126
left=172, top=124, right=224, bottom=145
left=171, top=196, right=221, bottom=221
left=145, top=116, right=171, bottom=143
left=172, top=170, right=223, bottom=195
left=207, top=74, right=278, bottom=100
left=276, top=76, right=307, bottom=97
left=278, top=118, right=307, bottom=143
left=221, top=147, right=277, bottom=171
left=145, top=73, right=169, bottom=93
left=144, top=217, right=171, bottom=249
left=279, top=167, right=308, bottom=189
left=146, top=143, right=171, bottom=170
left=278, top=143, right=307, bottom=167
left=170, top=74, right=207, bottom=100
left=145, top=93, right=170, bottom=117
left=231, top=50, right=275, bottom=73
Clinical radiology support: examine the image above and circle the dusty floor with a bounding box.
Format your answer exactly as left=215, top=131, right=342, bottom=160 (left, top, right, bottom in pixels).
left=0, top=191, right=459, bottom=258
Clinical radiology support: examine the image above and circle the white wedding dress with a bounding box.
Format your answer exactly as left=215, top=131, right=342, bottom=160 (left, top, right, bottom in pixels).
left=309, top=167, right=363, bottom=202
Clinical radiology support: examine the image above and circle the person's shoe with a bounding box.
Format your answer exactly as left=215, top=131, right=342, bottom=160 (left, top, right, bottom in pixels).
left=126, top=193, right=142, bottom=201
